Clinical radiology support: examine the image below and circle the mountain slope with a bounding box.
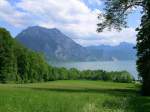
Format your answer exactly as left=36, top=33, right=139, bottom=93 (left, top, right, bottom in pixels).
left=16, top=26, right=88, bottom=61
left=86, top=42, right=136, bottom=61
left=16, top=26, right=136, bottom=61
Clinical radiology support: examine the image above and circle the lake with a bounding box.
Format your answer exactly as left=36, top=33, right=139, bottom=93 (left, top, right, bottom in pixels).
left=50, top=60, right=138, bottom=79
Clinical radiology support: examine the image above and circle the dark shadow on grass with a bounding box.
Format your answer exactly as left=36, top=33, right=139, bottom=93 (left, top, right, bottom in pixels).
left=128, top=96, right=150, bottom=112
left=30, top=87, right=138, bottom=96
left=24, top=87, right=150, bottom=112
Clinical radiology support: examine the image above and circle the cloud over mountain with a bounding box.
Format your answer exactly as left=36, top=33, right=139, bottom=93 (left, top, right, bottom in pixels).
left=0, top=0, right=137, bottom=46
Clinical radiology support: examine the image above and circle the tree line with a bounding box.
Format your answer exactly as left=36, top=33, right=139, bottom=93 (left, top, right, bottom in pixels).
left=0, top=28, right=133, bottom=83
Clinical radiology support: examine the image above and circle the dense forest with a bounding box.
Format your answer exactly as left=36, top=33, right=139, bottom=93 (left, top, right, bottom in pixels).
left=0, top=28, right=133, bottom=83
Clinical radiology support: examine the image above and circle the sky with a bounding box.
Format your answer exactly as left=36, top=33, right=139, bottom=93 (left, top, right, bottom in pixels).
left=0, top=0, right=142, bottom=46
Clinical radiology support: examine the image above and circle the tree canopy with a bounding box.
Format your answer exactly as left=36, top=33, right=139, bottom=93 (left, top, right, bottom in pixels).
left=97, top=0, right=150, bottom=96
left=97, top=0, right=143, bottom=32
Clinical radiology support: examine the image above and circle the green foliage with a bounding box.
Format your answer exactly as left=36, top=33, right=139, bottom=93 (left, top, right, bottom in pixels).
left=0, top=27, right=133, bottom=83
left=97, top=0, right=150, bottom=95
left=110, top=71, right=133, bottom=83
left=0, top=28, right=17, bottom=83
left=79, top=70, right=133, bottom=83
left=136, top=0, right=150, bottom=96
left=97, top=0, right=143, bottom=32
left=0, top=28, right=50, bottom=83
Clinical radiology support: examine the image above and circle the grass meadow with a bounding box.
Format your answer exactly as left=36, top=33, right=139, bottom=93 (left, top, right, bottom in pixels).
left=0, top=80, right=150, bottom=112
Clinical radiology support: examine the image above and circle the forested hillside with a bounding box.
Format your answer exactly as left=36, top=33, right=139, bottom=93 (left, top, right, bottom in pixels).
left=0, top=28, right=133, bottom=83
left=0, top=28, right=51, bottom=83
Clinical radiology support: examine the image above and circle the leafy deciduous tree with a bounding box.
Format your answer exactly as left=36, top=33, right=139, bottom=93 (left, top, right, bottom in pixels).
left=97, top=0, right=150, bottom=95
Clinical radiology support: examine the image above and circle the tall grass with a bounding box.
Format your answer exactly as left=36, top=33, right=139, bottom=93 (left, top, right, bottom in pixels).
left=0, top=80, right=149, bottom=112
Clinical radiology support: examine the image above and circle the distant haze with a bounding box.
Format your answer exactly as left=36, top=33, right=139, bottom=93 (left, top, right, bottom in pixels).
left=16, top=26, right=136, bottom=61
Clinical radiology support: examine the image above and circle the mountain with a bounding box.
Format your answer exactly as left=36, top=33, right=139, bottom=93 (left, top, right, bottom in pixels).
left=16, top=26, right=136, bottom=61
left=16, top=26, right=89, bottom=61
left=86, top=42, right=136, bottom=61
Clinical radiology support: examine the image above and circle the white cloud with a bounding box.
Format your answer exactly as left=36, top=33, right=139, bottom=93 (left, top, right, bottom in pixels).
left=0, top=0, right=30, bottom=27
left=75, top=28, right=137, bottom=46
left=0, top=0, right=137, bottom=46
left=16, top=0, right=100, bottom=37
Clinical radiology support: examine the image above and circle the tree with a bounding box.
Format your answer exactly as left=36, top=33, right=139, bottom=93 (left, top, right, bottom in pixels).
left=0, top=28, right=56, bottom=83
left=97, top=0, right=150, bottom=95
left=69, top=68, right=79, bottom=80
left=0, top=28, right=17, bottom=83
left=0, top=27, right=134, bottom=84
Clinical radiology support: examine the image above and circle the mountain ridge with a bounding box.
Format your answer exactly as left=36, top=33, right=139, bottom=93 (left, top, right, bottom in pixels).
left=87, top=42, right=136, bottom=61
left=16, top=26, right=89, bottom=61
left=16, top=26, right=136, bottom=61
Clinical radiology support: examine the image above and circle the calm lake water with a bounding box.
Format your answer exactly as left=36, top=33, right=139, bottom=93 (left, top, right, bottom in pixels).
left=50, top=61, right=138, bottom=79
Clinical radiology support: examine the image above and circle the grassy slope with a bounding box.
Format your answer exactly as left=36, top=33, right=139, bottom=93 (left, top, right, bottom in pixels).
left=0, top=80, right=150, bottom=112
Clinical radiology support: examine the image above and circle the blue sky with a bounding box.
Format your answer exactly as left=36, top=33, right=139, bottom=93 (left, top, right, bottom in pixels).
left=0, top=0, right=142, bottom=46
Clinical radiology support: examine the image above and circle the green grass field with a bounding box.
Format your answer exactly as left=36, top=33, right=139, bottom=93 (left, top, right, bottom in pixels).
left=0, top=80, right=150, bottom=112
